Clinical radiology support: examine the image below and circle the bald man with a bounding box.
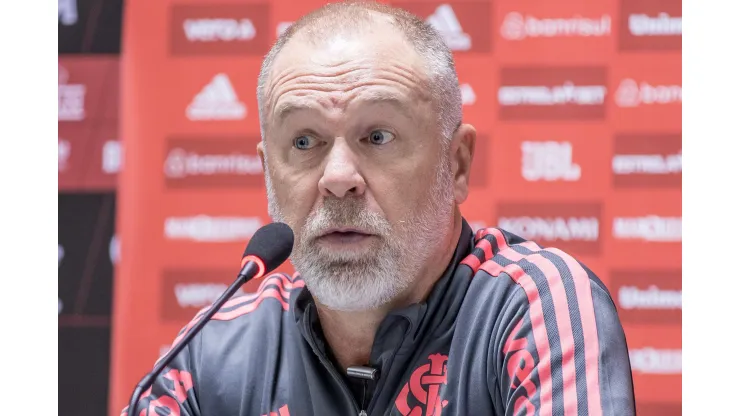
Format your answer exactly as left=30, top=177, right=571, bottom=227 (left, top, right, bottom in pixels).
left=124, top=3, right=636, bottom=416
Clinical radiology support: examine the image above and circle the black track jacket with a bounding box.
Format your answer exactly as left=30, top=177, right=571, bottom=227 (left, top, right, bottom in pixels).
left=123, top=220, right=636, bottom=416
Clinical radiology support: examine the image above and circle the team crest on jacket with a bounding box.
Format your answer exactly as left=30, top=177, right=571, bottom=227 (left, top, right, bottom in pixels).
left=394, top=353, right=449, bottom=416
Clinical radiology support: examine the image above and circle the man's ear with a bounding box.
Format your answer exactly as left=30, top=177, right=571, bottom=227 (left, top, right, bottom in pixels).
left=449, top=124, right=476, bottom=205
left=257, top=141, right=266, bottom=173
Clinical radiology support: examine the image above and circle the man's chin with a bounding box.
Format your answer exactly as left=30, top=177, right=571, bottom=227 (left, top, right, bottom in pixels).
left=303, top=274, right=403, bottom=312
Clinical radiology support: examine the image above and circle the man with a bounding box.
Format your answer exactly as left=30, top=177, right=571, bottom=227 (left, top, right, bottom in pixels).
left=124, top=2, right=635, bottom=415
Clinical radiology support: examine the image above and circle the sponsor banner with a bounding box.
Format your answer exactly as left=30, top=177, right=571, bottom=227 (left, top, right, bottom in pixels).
left=156, top=210, right=290, bottom=273
left=613, top=215, right=681, bottom=242
left=624, top=327, right=682, bottom=403
left=164, top=215, right=263, bottom=243
left=161, top=268, right=243, bottom=321
left=611, top=269, right=681, bottom=325
left=160, top=64, right=261, bottom=135
left=58, top=123, right=120, bottom=192
left=392, top=1, right=492, bottom=53
left=58, top=57, right=119, bottom=124
left=170, top=3, right=271, bottom=56
left=187, top=73, right=247, bottom=121
left=611, top=55, right=681, bottom=130
left=164, top=137, right=264, bottom=189
left=498, top=66, right=608, bottom=120
left=495, top=202, right=603, bottom=256
left=613, top=134, right=681, bottom=188
left=496, top=1, right=614, bottom=63
left=491, top=125, right=611, bottom=199
left=605, top=191, right=681, bottom=267
left=618, top=0, right=681, bottom=51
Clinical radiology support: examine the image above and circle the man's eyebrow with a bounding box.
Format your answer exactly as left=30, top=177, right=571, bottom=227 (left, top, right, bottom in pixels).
left=274, top=100, right=317, bottom=124
left=273, top=92, right=415, bottom=123
left=354, top=92, right=414, bottom=119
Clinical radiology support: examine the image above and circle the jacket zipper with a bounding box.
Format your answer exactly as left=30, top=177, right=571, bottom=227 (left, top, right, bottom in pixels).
left=359, top=380, right=368, bottom=416
left=304, top=316, right=362, bottom=415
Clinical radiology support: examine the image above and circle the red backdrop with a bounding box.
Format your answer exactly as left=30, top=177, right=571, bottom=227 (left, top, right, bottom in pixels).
left=108, top=0, right=682, bottom=414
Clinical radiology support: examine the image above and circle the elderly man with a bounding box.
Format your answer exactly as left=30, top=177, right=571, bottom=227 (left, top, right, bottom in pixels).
left=124, top=2, right=635, bottom=415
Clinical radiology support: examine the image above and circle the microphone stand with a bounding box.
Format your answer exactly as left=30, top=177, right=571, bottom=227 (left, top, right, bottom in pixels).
left=126, top=260, right=260, bottom=414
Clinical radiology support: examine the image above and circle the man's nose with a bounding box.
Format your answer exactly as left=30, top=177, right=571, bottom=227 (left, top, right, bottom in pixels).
left=318, top=140, right=366, bottom=198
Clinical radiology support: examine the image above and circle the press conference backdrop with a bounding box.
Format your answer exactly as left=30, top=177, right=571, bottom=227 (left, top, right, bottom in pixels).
left=58, top=1, right=682, bottom=415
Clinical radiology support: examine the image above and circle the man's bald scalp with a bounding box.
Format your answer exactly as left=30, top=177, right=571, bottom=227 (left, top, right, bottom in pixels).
left=256, top=1, right=463, bottom=145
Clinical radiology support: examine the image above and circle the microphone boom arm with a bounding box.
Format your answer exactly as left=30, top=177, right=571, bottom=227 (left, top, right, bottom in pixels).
left=126, top=260, right=262, bottom=415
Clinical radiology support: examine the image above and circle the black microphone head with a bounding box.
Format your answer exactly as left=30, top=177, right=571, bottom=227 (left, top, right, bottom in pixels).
left=243, top=222, right=294, bottom=273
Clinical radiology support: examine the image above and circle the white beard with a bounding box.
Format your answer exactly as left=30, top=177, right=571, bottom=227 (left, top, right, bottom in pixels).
left=265, top=153, right=455, bottom=311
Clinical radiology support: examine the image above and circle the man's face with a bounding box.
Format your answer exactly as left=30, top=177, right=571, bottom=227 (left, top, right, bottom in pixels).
left=259, top=26, right=458, bottom=311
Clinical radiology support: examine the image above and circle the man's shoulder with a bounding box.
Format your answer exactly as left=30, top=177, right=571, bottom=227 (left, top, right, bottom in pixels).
left=460, top=226, right=614, bottom=314
left=190, top=272, right=304, bottom=342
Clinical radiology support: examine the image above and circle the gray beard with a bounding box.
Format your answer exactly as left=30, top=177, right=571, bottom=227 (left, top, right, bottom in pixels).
left=265, top=154, right=455, bottom=311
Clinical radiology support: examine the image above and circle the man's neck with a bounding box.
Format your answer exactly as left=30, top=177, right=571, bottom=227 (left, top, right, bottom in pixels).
left=313, top=215, right=463, bottom=371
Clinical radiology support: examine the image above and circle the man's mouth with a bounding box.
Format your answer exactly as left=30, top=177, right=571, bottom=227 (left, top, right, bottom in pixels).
left=316, top=228, right=376, bottom=245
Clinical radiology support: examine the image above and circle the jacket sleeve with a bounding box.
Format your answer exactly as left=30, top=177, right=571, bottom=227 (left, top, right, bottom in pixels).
left=491, top=253, right=636, bottom=415
left=121, top=319, right=202, bottom=416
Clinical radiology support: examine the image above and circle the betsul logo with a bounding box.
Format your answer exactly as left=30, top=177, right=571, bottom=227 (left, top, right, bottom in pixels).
left=619, top=0, right=681, bottom=51
left=498, top=66, right=608, bottom=120
left=392, top=2, right=491, bottom=52
left=163, top=137, right=264, bottom=188
left=496, top=202, right=603, bottom=256
left=170, top=3, right=270, bottom=55
left=395, top=353, right=449, bottom=416
left=612, top=134, right=681, bottom=188
left=611, top=269, right=681, bottom=325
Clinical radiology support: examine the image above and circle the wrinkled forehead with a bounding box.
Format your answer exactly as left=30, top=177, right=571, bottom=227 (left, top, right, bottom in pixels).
left=263, top=29, right=433, bottom=120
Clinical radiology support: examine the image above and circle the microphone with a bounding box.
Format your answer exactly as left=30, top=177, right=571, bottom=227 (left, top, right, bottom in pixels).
left=126, top=222, right=294, bottom=415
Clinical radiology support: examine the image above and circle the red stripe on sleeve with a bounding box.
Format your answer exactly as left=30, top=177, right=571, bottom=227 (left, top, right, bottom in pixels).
left=522, top=252, right=580, bottom=415
left=480, top=259, right=553, bottom=416
left=545, top=247, right=603, bottom=416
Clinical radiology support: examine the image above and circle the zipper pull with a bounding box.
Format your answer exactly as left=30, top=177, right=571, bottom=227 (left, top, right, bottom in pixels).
left=359, top=411, right=367, bottom=416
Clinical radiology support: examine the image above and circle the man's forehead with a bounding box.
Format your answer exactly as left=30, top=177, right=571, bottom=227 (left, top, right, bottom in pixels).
left=265, top=31, right=429, bottom=117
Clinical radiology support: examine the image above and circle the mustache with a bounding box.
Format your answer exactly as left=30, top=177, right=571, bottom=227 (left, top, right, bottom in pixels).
left=301, top=198, right=392, bottom=240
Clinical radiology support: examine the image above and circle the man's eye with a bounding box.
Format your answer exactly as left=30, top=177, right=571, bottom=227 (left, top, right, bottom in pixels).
left=294, top=136, right=318, bottom=150
left=367, top=130, right=395, bottom=145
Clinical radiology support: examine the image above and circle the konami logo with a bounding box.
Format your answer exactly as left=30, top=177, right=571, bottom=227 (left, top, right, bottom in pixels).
left=498, top=67, right=608, bottom=120
left=496, top=202, right=602, bottom=255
